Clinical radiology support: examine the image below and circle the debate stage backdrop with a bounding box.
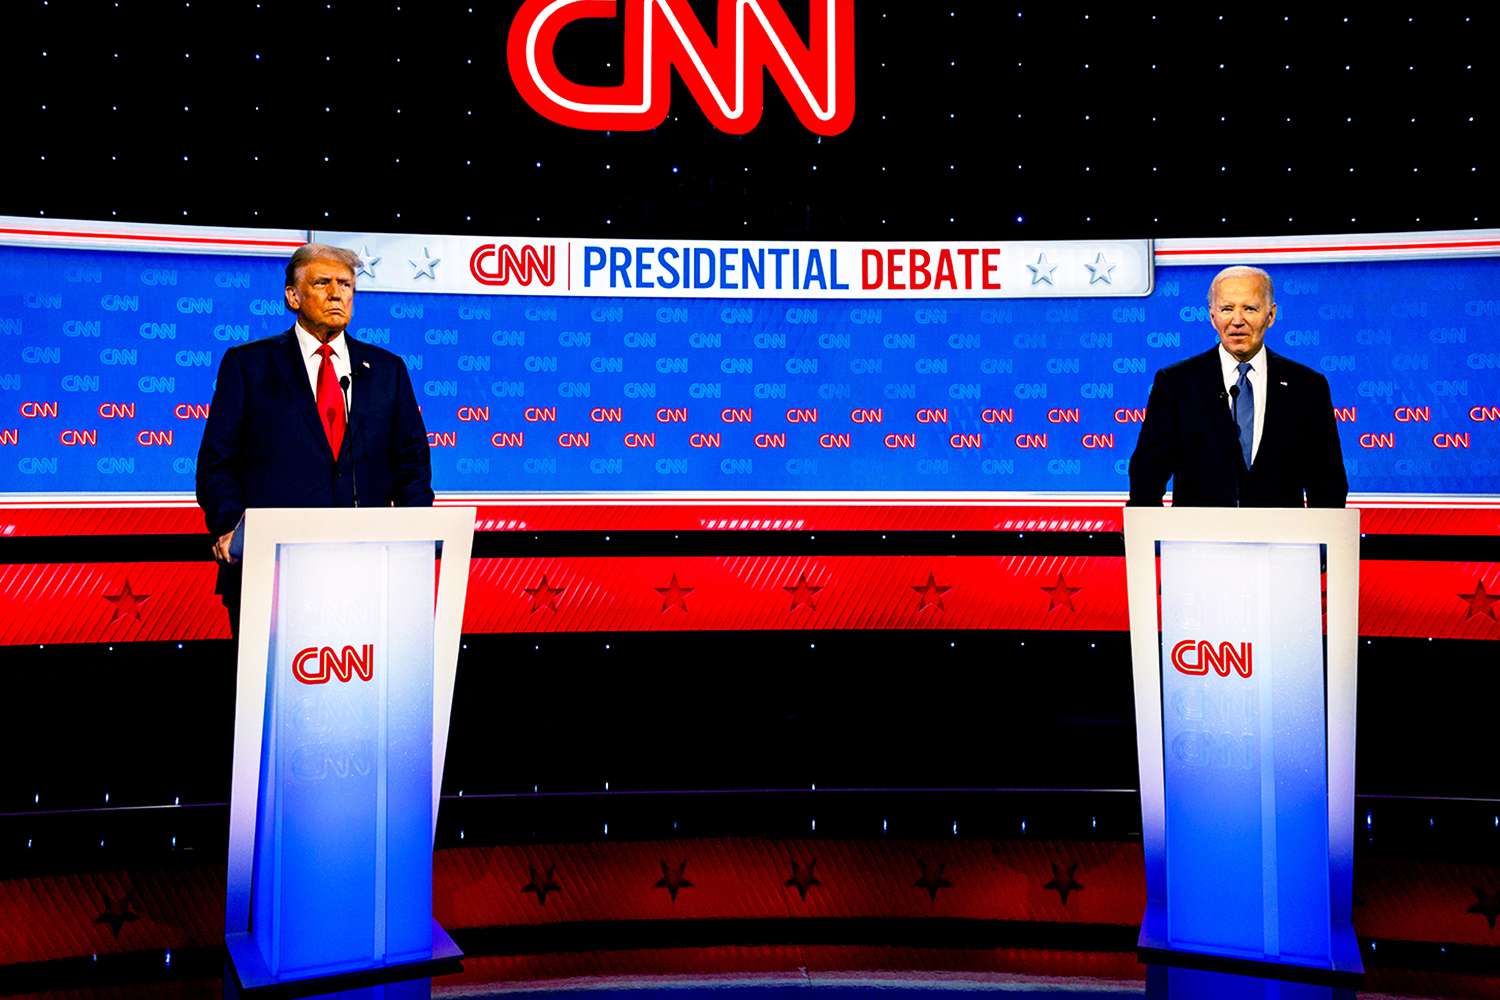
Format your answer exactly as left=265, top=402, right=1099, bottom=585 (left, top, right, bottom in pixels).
left=2, top=220, right=1498, bottom=500
left=0, top=218, right=1496, bottom=654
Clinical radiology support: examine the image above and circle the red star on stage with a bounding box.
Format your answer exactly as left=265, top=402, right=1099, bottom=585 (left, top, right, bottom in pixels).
left=523, top=573, right=565, bottom=613
left=655, top=572, right=694, bottom=613
left=912, top=572, right=951, bottom=612
left=654, top=859, right=694, bottom=902
left=103, top=579, right=151, bottom=624
left=1041, top=573, right=1082, bottom=612
left=520, top=863, right=561, bottom=907
left=1043, top=861, right=1085, bottom=906
left=784, top=572, right=824, bottom=612
left=784, top=858, right=821, bottom=901
left=1458, top=579, right=1500, bottom=622
left=914, top=859, right=953, bottom=902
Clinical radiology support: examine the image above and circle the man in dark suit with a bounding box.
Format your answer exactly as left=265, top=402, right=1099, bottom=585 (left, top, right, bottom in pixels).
left=196, top=244, right=433, bottom=628
left=1127, top=265, right=1347, bottom=508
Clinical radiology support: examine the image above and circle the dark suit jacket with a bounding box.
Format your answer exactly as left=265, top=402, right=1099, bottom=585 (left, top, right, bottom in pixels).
left=1127, top=345, right=1348, bottom=508
left=196, top=328, right=434, bottom=593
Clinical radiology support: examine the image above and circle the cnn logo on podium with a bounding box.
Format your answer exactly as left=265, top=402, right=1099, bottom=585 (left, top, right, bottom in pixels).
left=1170, top=640, right=1253, bottom=679
left=293, top=644, right=375, bottom=685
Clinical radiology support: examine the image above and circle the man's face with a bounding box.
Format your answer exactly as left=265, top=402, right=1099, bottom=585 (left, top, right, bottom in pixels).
left=1210, top=275, right=1276, bottom=362
left=285, top=259, right=355, bottom=338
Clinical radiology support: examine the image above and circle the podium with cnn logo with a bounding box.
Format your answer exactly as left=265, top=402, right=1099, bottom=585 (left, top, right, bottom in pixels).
left=224, top=507, right=475, bottom=992
left=1124, top=507, right=1363, bottom=983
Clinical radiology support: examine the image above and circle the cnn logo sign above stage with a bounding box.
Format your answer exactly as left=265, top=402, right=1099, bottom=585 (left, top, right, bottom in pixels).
left=508, top=0, right=856, bottom=136
left=293, top=644, right=375, bottom=685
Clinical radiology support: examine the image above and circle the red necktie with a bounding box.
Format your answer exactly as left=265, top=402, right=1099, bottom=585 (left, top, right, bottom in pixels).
left=315, top=343, right=347, bottom=460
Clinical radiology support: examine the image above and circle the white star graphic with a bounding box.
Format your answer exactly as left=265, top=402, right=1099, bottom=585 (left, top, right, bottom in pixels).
left=355, top=244, right=382, bottom=279
left=1027, top=252, right=1058, bottom=286
left=1085, top=252, right=1116, bottom=285
left=409, top=247, right=441, bottom=280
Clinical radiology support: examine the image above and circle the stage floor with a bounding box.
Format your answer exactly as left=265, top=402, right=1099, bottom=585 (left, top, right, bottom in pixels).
left=12, top=946, right=1498, bottom=999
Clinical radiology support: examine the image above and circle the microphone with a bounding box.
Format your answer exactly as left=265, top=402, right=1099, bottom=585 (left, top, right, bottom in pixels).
left=1227, top=384, right=1242, bottom=508
left=339, top=373, right=359, bottom=508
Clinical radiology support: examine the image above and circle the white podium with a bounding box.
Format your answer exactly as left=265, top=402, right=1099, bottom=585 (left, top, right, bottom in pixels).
left=223, top=507, right=475, bottom=991
left=1124, top=507, right=1363, bottom=980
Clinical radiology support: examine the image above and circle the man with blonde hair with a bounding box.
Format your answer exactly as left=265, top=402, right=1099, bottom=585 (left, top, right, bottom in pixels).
left=196, top=243, right=433, bottom=630
left=1127, top=265, right=1347, bottom=507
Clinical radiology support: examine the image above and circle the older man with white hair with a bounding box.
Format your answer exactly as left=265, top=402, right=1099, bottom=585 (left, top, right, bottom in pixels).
left=196, top=243, right=433, bottom=632
left=1127, top=265, right=1347, bottom=508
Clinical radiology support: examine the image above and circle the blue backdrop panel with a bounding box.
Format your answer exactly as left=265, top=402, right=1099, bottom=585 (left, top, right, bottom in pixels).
left=1, top=245, right=1496, bottom=496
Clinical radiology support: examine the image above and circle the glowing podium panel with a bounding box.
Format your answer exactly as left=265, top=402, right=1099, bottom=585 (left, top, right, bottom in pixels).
left=224, top=507, right=475, bottom=991
left=1124, top=508, right=1362, bottom=980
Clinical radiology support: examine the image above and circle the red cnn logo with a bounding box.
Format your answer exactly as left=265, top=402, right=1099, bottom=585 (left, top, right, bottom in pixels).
left=293, top=644, right=375, bottom=685
left=470, top=244, right=556, bottom=287
left=1170, top=640, right=1253, bottom=679
left=507, top=0, right=856, bottom=136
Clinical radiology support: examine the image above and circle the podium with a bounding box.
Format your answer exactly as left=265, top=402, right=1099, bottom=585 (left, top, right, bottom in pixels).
left=1123, top=507, right=1363, bottom=980
left=224, top=507, right=476, bottom=992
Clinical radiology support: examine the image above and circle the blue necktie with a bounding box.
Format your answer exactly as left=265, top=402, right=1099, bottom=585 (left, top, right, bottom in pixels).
left=1236, top=361, right=1255, bottom=468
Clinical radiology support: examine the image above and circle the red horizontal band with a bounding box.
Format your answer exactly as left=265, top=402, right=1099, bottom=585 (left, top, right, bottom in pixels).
left=0, top=555, right=1494, bottom=645
left=0, top=504, right=1496, bottom=537
left=0, top=836, right=1491, bottom=969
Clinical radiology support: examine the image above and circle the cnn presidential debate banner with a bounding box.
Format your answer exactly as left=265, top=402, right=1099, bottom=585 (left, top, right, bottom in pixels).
left=0, top=217, right=1498, bottom=499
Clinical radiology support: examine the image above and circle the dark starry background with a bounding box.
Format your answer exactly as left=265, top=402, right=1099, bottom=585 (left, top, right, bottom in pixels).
left=2, top=2, right=1491, bottom=239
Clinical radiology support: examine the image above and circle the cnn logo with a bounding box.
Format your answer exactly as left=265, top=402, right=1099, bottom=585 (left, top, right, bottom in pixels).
left=293, top=644, right=375, bottom=685
left=1170, top=640, right=1253, bottom=679
left=507, top=0, right=856, bottom=136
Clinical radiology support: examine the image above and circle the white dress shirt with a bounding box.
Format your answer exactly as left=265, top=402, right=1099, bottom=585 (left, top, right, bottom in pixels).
left=1218, top=343, right=1266, bottom=464
left=294, top=322, right=352, bottom=408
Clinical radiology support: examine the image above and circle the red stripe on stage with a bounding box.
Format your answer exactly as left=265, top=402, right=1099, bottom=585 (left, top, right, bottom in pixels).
left=0, top=503, right=1494, bottom=537
left=435, top=838, right=1146, bottom=928
left=1359, top=561, right=1500, bottom=640
left=0, top=562, right=228, bottom=645
left=0, top=555, right=1496, bottom=646
left=461, top=555, right=1123, bottom=634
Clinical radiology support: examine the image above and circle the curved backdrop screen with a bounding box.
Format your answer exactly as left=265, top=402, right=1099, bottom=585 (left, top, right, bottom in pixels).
left=1, top=224, right=1497, bottom=498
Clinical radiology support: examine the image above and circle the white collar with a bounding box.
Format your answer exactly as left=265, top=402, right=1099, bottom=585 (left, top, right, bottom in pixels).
left=1218, top=343, right=1266, bottom=377
left=294, top=321, right=346, bottom=357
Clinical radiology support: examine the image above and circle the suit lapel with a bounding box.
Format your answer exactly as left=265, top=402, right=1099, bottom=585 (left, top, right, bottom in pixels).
left=339, top=335, right=364, bottom=467
left=275, top=328, right=336, bottom=462
left=343, top=335, right=364, bottom=422
left=1257, top=349, right=1289, bottom=470
left=1195, top=347, right=1241, bottom=452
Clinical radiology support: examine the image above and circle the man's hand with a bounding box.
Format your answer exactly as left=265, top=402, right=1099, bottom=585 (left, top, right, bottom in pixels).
left=213, top=530, right=238, bottom=564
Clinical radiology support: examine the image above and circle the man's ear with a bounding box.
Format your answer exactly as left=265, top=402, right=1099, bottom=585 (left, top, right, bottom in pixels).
left=1266, top=302, right=1277, bottom=328
left=284, top=286, right=299, bottom=311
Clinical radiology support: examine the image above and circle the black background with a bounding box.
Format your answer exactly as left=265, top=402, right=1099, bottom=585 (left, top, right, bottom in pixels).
left=2, top=2, right=1491, bottom=238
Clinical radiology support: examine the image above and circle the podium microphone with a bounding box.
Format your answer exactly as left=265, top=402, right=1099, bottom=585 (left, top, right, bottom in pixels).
left=1227, top=383, right=1242, bottom=507
left=339, top=374, right=358, bottom=508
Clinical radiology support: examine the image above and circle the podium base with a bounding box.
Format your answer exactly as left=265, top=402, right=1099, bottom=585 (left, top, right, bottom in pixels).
left=1138, top=913, right=1364, bottom=987
left=226, top=918, right=463, bottom=997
